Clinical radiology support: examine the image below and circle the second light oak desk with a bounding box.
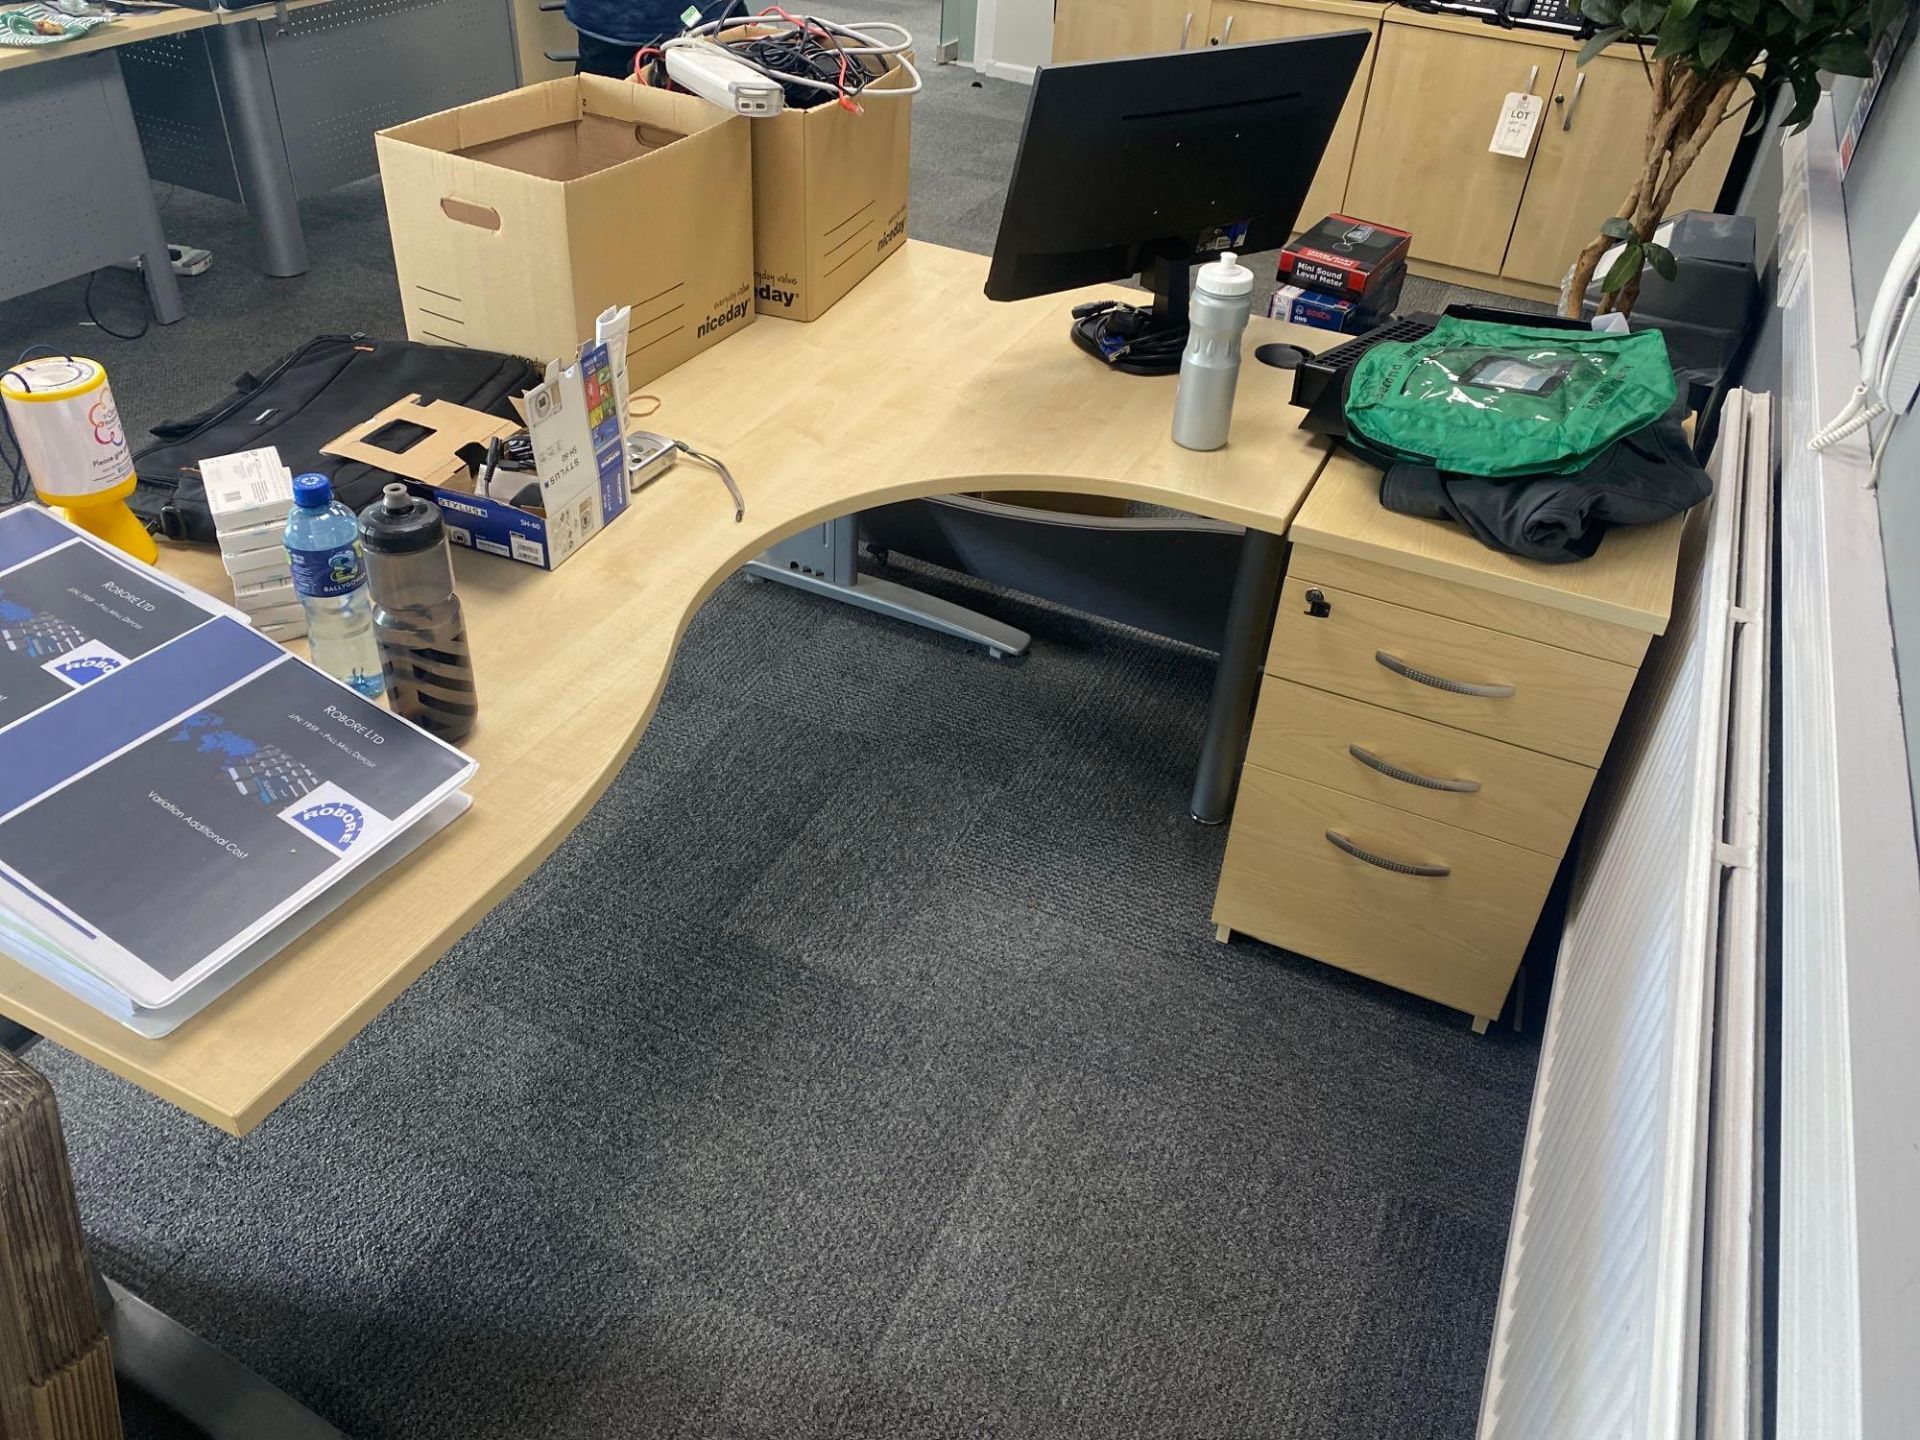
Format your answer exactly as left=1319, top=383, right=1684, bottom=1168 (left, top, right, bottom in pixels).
left=0, top=7, right=215, bottom=322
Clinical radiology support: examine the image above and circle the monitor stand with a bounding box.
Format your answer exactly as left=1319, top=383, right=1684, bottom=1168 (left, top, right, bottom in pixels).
left=1068, top=255, right=1191, bottom=377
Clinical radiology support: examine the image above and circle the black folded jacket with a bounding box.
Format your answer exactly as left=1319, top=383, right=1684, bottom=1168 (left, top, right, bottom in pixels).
left=1373, top=406, right=1711, bottom=564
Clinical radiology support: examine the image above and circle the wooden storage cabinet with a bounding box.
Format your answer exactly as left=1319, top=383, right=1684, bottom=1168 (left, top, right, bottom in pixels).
left=1342, top=23, right=1560, bottom=274
left=1204, top=0, right=1381, bottom=236
left=1049, top=0, right=1741, bottom=300
left=1498, top=50, right=1744, bottom=287
left=1051, top=0, right=1203, bottom=62
left=1213, top=456, right=1685, bottom=1026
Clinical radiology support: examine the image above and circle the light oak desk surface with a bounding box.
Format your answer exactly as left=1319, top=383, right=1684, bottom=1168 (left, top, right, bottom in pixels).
left=1294, top=448, right=1685, bottom=638
left=0, top=6, right=214, bottom=76
left=0, top=2, right=323, bottom=75
left=0, top=240, right=1340, bottom=1135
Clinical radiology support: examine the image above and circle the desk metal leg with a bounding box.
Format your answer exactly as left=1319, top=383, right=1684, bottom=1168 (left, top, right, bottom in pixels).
left=94, top=57, right=183, bottom=324
left=92, top=1264, right=345, bottom=1439
left=207, top=21, right=309, bottom=278
left=1190, top=529, right=1286, bottom=825
left=746, top=515, right=1032, bottom=659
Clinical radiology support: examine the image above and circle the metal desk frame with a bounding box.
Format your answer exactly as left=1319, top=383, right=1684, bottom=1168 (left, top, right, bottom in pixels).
left=121, top=0, right=520, bottom=280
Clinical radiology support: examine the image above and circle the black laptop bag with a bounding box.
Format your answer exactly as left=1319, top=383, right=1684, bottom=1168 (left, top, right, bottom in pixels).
left=132, top=335, right=541, bottom=542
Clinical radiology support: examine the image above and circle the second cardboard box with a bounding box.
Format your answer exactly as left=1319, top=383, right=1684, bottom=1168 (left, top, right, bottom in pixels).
left=735, top=47, right=913, bottom=322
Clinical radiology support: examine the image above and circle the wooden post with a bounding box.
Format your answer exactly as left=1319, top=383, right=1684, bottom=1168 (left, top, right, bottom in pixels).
left=0, top=1052, right=121, bottom=1440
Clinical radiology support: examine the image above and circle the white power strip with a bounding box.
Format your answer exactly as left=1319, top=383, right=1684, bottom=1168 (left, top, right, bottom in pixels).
left=113, top=244, right=214, bottom=278
left=663, top=43, right=785, bottom=116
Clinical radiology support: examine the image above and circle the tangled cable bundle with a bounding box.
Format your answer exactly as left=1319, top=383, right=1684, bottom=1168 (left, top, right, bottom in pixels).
left=636, top=7, right=922, bottom=113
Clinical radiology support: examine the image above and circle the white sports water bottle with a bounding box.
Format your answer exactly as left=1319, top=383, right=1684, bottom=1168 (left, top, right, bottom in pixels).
left=1172, top=251, right=1255, bottom=452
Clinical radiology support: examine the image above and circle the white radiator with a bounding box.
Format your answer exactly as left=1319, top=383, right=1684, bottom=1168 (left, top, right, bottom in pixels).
left=1477, top=389, right=1771, bottom=1440
left=1773, top=101, right=1920, bottom=1438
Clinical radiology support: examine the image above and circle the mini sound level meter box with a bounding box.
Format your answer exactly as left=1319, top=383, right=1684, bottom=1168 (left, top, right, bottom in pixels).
left=1278, top=216, right=1412, bottom=300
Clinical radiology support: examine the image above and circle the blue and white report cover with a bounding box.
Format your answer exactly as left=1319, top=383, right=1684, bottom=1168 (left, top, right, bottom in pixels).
left=0, top=504, right=243, bottom=728
left=0, top=506, right=476, bottom=1029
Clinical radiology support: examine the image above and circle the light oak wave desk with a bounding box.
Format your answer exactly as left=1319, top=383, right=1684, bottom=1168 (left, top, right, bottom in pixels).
left=0, top=241, right=1339, bottom=1139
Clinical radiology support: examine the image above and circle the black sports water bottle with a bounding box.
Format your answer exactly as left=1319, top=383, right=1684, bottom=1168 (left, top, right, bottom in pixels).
left=358, top=484, right=478, bottom=741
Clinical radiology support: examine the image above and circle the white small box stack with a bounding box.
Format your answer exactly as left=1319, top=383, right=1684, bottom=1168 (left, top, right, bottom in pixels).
left=200, top=448, right=306, bottom=643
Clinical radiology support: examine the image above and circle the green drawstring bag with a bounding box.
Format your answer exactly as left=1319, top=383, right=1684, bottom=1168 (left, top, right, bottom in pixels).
left=1343, top=318, right=1677, bottom=478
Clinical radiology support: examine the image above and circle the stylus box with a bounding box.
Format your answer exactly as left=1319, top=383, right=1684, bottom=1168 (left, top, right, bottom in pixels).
left=1279, top=214, right=1413, bottom=300
left=327, top=345, right=628, bottom=572
left=723, top=36, right=914, bottom=322
left=377, top=77, right=756, bottom=389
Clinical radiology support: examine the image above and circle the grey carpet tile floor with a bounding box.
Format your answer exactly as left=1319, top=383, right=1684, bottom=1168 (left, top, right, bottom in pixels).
left=36, top=563, right=1541, bottom=1440
left=4, top=8, right=1542, bottom=1433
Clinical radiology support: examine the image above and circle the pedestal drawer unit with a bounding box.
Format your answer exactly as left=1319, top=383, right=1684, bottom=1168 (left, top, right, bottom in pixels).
left=1215, top=765, right=1564, bottom=1017
left=1249, top=676, right=1593, bottom=857
left=1213, top=454, right=1689, bottom=1027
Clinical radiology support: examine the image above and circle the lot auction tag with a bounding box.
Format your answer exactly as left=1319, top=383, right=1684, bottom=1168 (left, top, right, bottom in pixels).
left=1489, top=92, right=1544, bottom=157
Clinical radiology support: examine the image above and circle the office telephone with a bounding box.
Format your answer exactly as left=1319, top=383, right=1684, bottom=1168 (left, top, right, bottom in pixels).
left=1499, top=0, right=1587, bottom=33
left=1397, top=0, right=1595, bottom=37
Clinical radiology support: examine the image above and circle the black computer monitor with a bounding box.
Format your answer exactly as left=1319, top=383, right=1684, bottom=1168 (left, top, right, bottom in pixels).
left=985, top=34, right=1369, bottom=375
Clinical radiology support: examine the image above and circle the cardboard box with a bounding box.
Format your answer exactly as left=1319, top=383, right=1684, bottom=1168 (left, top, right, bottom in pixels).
left=223, top=545, right=293, bottom=582
left=216, top=514, right=289, bottom=559
left=324, top=394, right=520, bottom=490
left=377, top=77, right=756, bottom=387
left=200, top=447, right=294, bottom=533
left=731, top=42, right=913, bottom=321
left=328, top=345, right=629, bottom=573
left=235, top=573, right=297, bottom=612
left=1280, top=215, right=1413, bottom=300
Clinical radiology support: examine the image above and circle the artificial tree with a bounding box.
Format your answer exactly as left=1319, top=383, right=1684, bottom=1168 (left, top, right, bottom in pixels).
left=1561, top=0, right=1905, bottom=317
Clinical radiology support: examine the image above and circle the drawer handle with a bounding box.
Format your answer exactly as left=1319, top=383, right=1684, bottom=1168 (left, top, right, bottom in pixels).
left=1562, top=71, right=1587, bottom=131
left=1325, top=830, right=1452, bottom=878
left=1375, top=651, right=1516, bottom=699
left=1349, top=745, right=1483, bottom=794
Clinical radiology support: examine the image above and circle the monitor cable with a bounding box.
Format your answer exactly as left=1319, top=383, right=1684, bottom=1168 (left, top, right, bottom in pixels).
left=82, top=268, right=151, bottom=341
left=1069, top=300, right=1188, bottom=377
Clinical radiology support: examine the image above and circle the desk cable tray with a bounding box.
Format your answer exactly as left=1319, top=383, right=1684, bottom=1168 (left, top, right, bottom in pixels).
left=1290, top=313, right=1439, bottom=436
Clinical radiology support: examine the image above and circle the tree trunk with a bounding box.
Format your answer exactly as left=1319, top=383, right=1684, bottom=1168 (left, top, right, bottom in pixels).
left=1561, top=64, right=1741, bottom=318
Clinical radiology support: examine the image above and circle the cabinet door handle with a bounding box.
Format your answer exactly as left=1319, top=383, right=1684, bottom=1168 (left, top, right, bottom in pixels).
left=1561, top=71, right=1587, bottom=130
left=1325, top=830, right=1452, bottom=878
left=1349, top=745, right=1483, bottom=793
left=1523, top=62, right=1539, bottom=96
left=1221, top=13, right=1234, bottom=42
left=1375, top=651, right=1516, bottom=699
left=1180, top=10, right=1193, bottom=47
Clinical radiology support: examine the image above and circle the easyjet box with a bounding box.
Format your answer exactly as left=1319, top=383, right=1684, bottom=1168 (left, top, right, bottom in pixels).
left=728, top=40, right=913, bottom=321
left=376, top=77, right=755, bottom=386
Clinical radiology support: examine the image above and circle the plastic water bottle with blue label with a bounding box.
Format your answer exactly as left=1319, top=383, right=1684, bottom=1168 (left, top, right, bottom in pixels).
left=284, top=473, right=385, bottom=699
